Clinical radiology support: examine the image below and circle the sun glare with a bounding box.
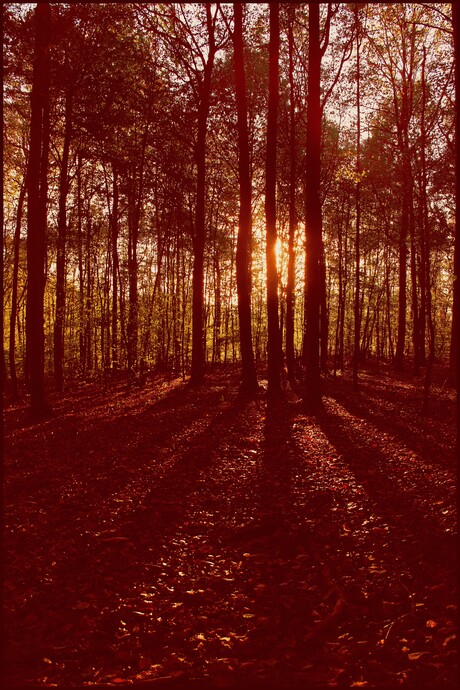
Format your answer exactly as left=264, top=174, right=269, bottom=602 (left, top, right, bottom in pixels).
left=275, top=237, right=283, bottom=269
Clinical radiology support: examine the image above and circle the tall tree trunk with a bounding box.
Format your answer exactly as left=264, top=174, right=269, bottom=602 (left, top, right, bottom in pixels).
left=451, top=3, right=459, bottom=395
left=85, top=216, right=93, bottom=374
left=232, top=2, right=258, bottom=393
left=286, top=7, right=297, bottom=382
left=409, top=195, right=420, bottom=374
left=393, top=47, right=415, bottom=372
left=353, top=3, right=361, bottom=386
left=421, top=44, right=435, bottom=412
left=127, top=174, right=139, bottom=377
left=319, top=239, right=328, bottom=371
left=304, top=2, right=322, bottom=408
left=77, top=153, right=86, bottom=374
left=333, top=196, right=345, bottom=376
left=54, top=88, right=72, bottom=392
left=265, top=2, right=282, bottom=396
left=127, top=120, right=149, bottom=379
left=9, top=179, right=26, bottom=400
left=26, top=2, right=52, bottom=419
left=213, top=249, right=222, bottom=364
left=394, top=154, right=409, bottom=372
left=190, top=4, right=215, bottom=386
left=111, top=163, right=119, bottom=368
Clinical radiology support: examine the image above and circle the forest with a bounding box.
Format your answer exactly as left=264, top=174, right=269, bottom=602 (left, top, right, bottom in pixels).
left=2, top=2, right=458, bottom=689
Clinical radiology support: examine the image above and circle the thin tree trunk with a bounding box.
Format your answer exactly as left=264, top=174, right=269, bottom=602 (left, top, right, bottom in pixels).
left=265, top=2, right=282, bottom=396
left=286, top=7, right=297, bottom=382
left=333, top=195, right=346, bottom=375
left=191, top=4, right=216, bottom=386
left=385, top=245, right=395, bottom=362
left=304, top=2, right=322, bottom=408
left=111, top=163, right=119, bottom=368
left=85, top=216, right=93, bottom=373
left=9, top=180, right=26, bottom=400
left=394, top=157, right=409, bottom=372
left=54, top=88, right=72, bottom=392
left=213, top=249, right=221, bottom=364
left=76, top=153, right=86, bottom=374
left=409, top=195, right=420, bottom=374
left=450, top=2, right=459, bottom=400
left=232, top=2, right=258, bottom=393
left=26, top=2, right=52, bottom=419
left=353, top=4, right=361, bottom=386
left=127, top=173, right=139, bottom=378
left=319, top=239, right=328, bottom=372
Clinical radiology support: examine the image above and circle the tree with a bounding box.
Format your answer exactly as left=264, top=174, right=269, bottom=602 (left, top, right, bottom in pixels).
left=265, top=2, right=282, bottom=396
left=53, top=81, right=73, bottom=392
left=9, top=178, right=26, bottom=400
left=190, top=4, right=220, bottom=385
left=304, top=2, right=322, bottom=408
left=285, top=4, right=297, bottom=383
left=26, top=2, right=52, bottom=418
left=352, top=3, right=363, bottom=386
left=452, top=2, right=459, bottom=437
left=451, top=2, right=460, bottom=392
left=232, top=2, right=258, bottom=394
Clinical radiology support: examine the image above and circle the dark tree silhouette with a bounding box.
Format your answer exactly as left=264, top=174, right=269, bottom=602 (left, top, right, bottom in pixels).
left=54, top=87, right=72, bottom=392
left=304, top=2, right=322, bottom=408
left=232, top=3, right=259, bottom=395
left=265, top=2, right=282, bottom=396
left=452, top=2, right=459, bottom=446
left=26, top=2, right=52, bottom=419
left=353, top=3, right=362, bottom=387
left=285, top=5, right=297, bottom=383
left=191, top=3, right=218, bottom=385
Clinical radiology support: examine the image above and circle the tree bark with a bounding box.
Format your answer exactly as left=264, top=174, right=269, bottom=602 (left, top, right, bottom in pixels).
left=26, top=2, right=52, bottom=419
left=190, top=4, right=216, bottom=386
left=450, top=3, right=459, bottom=394
left=232, top=2, right=258, bottom=394
left=54, top=88, right=72, bottom=392
left=304, top=2, right=322, bottom=408
left=265, top=2, right=282, bottom=396
left=394, top=154, right=409, bottom=372
left=76, top=153, right=86, bottom=375
left=286, top=8, right=297, bottom=382
left=9, top=179, right=26, bottom=400
left=353, top=4, right=361, bottom=386
left=127, top=170, right=139, bottom=377
left=111, top=163, right=119, bottom=368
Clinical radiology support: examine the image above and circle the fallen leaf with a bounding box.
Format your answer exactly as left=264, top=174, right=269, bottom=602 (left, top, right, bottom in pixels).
left=408, top=651, right=429, bottom=661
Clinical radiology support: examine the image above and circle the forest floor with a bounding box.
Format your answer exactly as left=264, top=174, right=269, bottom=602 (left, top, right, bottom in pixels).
left=3, top=364, right=457, bottom=689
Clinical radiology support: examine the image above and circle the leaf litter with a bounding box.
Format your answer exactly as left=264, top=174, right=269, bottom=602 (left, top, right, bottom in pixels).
left=3, top=367, right=457, bottom=688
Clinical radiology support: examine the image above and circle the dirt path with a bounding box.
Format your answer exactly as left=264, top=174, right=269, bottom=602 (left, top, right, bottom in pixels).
left=3, top=369, right=457, bottom=688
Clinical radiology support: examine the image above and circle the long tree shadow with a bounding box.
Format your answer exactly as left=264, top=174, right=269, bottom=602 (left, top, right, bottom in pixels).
left=4, top=378, right=227, bottom=518
left=312, top=398, right=457, bottom=689
left=325, top=375, right=455, bottom=469
left=4, top=380, right=270, bottom=685
left=315, top=400, right=456, bottom=573
left=213, top=395, right=340, bottom=683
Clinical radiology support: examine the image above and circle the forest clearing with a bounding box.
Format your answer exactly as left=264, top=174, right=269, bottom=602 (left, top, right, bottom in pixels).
left=3, top=366, right=457, bottom=688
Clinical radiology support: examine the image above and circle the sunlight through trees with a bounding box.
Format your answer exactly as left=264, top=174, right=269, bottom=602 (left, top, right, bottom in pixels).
left=2, top=2, right=456, bottom=411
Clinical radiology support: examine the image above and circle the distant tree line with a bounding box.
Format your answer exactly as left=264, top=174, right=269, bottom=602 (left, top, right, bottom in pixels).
left=2, top=3, right=457, bottom=418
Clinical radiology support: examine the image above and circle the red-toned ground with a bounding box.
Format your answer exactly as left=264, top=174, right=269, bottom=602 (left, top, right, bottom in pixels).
left=3, top=366, right=457, bottom=689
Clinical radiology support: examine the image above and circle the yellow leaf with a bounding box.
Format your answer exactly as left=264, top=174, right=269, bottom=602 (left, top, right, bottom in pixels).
left=408, top=651, right=428, bottom=661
